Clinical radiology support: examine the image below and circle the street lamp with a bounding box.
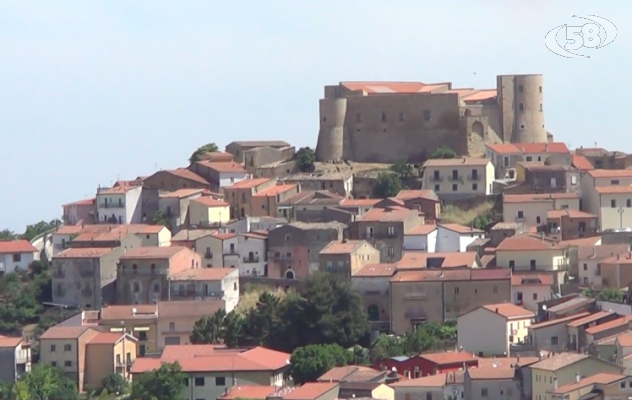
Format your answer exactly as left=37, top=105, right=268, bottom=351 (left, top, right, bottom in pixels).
left=618, top=207, right=625, bottom=229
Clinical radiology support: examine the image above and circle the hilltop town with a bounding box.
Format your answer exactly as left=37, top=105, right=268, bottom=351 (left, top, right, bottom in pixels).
left=2, top=75, right=632, bottom=400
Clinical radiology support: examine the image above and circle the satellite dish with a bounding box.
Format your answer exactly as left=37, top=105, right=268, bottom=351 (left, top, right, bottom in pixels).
left=542, top=305, right=547, bottom=311
left=132, top=307, right=137, bottom=314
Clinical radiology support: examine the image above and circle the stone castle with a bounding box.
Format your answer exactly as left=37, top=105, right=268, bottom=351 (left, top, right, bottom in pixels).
left=315, top=74, right=548, bottom=164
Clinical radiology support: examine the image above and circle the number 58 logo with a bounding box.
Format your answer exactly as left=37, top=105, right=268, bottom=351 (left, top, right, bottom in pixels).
left=545, top=15, right=617, bottom=58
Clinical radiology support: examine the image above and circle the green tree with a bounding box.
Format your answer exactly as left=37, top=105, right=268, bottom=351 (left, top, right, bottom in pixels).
left=244, top=292, right=281, bottom=346
left=130, top=362, right=186, bottom=400
left=372, top=172, right=405, bottom=198
left=189, top=143, right=219, bottom=164
left=390, top=160, right=414, bottom=180
left=596, top=288, right=624, bottom=303
left=190, top=308, right=227, bottom=344
left=429, top=148, right=457, bottom=159
left=98, top=373, right=127, bottom=396
left=289, top=344, right=353, bottom=384
left=12, top=364, right=79, bottom=400
left=405, top=327, right=436, bottom=354
left=21, top=219, right=62, bottom=241
left=472, top=215, right=489, bottom=230
left=0, top=229, right=16, bottom=240
left=152, top=210, right=169, bottom=227
left=221, top=311, right=245, bottom=347
left=369, top=334, right=407, bottom=363
left=295, top=147, right=316, bottom=172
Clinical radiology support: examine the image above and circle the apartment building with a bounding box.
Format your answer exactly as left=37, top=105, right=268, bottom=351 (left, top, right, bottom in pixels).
left=319, top=240, right=380, bottom=280
left=422, top=157, right=494, bottom=199
left=168, top=268, right=239, bottom=311
left=223, top=178, right=277, bottom=219
left=502, top=193, right=580, bottom=227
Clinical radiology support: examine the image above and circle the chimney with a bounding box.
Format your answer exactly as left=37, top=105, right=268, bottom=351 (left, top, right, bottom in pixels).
left=540, top=232, right=545, bottom=241
left=462, top=157, right=466, bottom=163
left=591, top=247, right=596, bottom=258
left=576, top=372, right=581, bottom=383
left=554, top=377, right=558, bottom=389
left=495, top=307, right=499, bottom=313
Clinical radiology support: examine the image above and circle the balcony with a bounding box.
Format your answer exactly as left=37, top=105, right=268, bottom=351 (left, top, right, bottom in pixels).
left=467, top=174, right=481, bottom=181
left=243, top=256, right=260, bottom=263
left=115, top=358, right=133, bottom=367
left=204, top=252, right=213, bottom=259
left=448, top=175, right=463, bottom=183
left=429, top=175, right=443, bottom=182
left=515, top=216, right=526, bottom=222
left=98, top=202, right=125, bottom=209
left=224, top=250, right=239, bottom=257
left=404, top=292, right=428, bottom=300
left=16, top=353, right=30, bottom=364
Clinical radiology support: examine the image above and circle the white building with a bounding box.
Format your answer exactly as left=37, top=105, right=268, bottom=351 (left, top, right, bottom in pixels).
left=238, top=232, right=267, bottom=276
left=511, top=273, right=553, bottom=312
left=0, top=240, right=38, bottom=275
left=96, top=185, right=143, bottom=224
left=223, top=216, right=288, bottom=234
left=168, top=268, right=240, bottom=312
left=403, top=225, right=437, bottom=252
left=435, top=224, right=484, bottom=252
left=457, top=303, right=534, bottom=356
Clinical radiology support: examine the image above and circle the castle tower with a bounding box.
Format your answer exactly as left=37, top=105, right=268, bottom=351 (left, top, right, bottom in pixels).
left=315, top=97, right=347, bottom=162
left=497, top=74, right=547, bottom=143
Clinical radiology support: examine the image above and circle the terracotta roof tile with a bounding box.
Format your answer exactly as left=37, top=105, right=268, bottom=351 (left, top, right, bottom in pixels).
left=172, top=229, right=216, bottom=241
left=165, top=169, right=209, bottom=185
left=572, top=155, right=594, bottom=171
left=62, top=197, right=96, bottom=207
left=229, top=140, right=290, bottom=147
left=419, top=351, right=478, bottom=365
left=514, top=142, right=570, bottom=154
left=396, top=252, right=478, bottom=269
left=578, top=244, right=629, bottom=260
left=352, top=263, right=397, bottom=277
left=0, top=240, right=38, bottom=254
left=211, top=232, right=238, bottom=240
left=391, top=269, right=471, bottom=283
left=617, top=331, right=632, bottom=347
left=405, top=224, right=437, bottom=235
left=225, top=178, right=273, bottom=190
left=159, top=188, right=205, bottom=198
left=549, top=373, right=625, bottom=394
left=496, top=234, right=564, bottom=251
left=528, top=312, right=591, bottom=330
left=586, top=316, right=632, bottom=335
left=120, top=246, right=189, bottom=259
left=566, top=311, right=618, bottom=328
left=339, top=198, right=381, bottom=207
left=423, top=157, right=490, bottom=167
left=0, top=337, right=24, bottom=348
left=283, top=382, right=339, bottom=400
left=486, top=143, right=521, bottom=155
left=477, top=356, right=539, bottom=368
left=54, top=247, right=113, bottom=258
left=530, top=353, right=589, bottom=371
left=196, top=161, right=246, bottom=174
left=481, top=303, right=534, bottom=319
left=193, top=197, right=230, bottom=207
left=358, top=208, right=415, bottom=222
left=600, top=252, right=632, bottom=265
left=169, top=268, right=235, bottom=281
left=588, top=169, right=632, bottom=178
left=341, top=81, right=427, bottom=94
left=321, top=240, right=369, bottom=254
left=547, top=209, right=596, bottom=219
left=88, top=332, right=126, bottom=345
left=438, top=223, right=483, bottom=234
left=219, top=385, right=279, bottom=400
left=511, top=273, right=554, bottom=286
left=40, top=326, right=94, bottom=340
left=253, top=184, right=297, bottom=197
left=389, top=373, right=447, bottom=387
left=468, top=368, right=516, bottom=380
left=596, top=186, right=632, bottom=194
left=395, top=189, right=438, bottom=201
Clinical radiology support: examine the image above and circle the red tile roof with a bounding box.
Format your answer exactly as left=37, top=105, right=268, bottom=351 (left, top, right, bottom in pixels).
left=496, top=234, right=564, bottom=251
left=513, top=142, right=570, bottom=154
left=419, top=351, right=478, bottom=365
left=481, top=303, right=534, bottom=319
left=528, top=312, right=591, bottom=330
left=511, top=273, right=554, bottom=286
left=0, top=240, right=38, bottom=254
left=572, top=155, right=594, bottom=171
left=62, top=197, right=96, bottom=207
left=359, top=208, right=414, bottom=222
left=547, top=209, right=596, bottom=219
left=219, top=386, right=279, bottom=400
left=211, top=232, right=238, bottom=240
left=595, top=186, right=632, bottom=194
left=0, top=336, right=24, bottom=348
left=339, top=198, right=381, bottom=207
left=193, top=197, right=230, bottom=207
left=438, top=223, right=484, bottom=234
left=423, top=157, right=490, bottom=167
left=341, top=81, right=427, bottom=94
left=120, top=246, right=189, bottom=259
left=396, top=252, right=478, bottom=269
left=101, top=304, right=157, bottom=320
left=165, top=169, right=209, bottom=185
left=253, top=184, right=297, bottom=197
left=40, top=326, right=94, bottom=340
left=549, top=373, right=625, bottom=394
left=53, top=247, right=113, bottom=258
left=588, top=169, right=632, bottom=178
left=169, top=268, right=235, bottom=281
left=585, top=315, right=632, bottom=335
left=282, top=382, right=339, bottom=400
left=225, top=178, right=273, bottom=190
left=486, top=143, right=522, bottom=155
left=159, top=188, right=205, bottom=198
left=352, top=263, right=397, bottom=277
left=88, top=332, right=126, bottom=345
left=197, top=162, right=246, bottom=174
left=395, top=190, right=438, bottom=201
left=566, top=311, right=616, bottom=328
left=405, top=224, right=438, bottom=235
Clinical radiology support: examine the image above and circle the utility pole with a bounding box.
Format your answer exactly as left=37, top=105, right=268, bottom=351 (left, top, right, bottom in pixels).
left=618, top=207, right=625, bottom=229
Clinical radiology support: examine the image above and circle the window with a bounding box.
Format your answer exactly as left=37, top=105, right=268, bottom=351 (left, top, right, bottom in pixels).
left=611, top=199, right=617, bottom=208
left=622, top=382, right=626, bottom=389
left=133, top=282, right=140, bottom=293
left=612, top=179, right=620, bottom=185
left=169, top=322, right=175, bottom=331
left=519, top=103, right=524, bottom=111
left=434, top=184, right=440, bottom=191
left=509, top=260, right=515, bottom=269
left=472, top=183, right=478, bottom=191
left=583, top=263, right=588, bottom=271
left=493, top=286, right=498, bottom=293
left=517, top=292, right=523, bottom=301
left=423, top=110, right=431, bottom=121
left=454, top=287, right=459, bottom=294
left=452, top=184, right=457, bottom=191
left=50, top=344, right=56, bottom=352
left=153, top=284, right=160, bottom=293
left=539, top=103, right=543, bottom=111
left=398, top=113, right=404, bottom=122
left=452, top=169, right=458, bottom=180
left=51, top=361, right=57, bottom=367
left=233, top=282, right=237, bottom=290
left=517, top=211, right=524, bottom=218
left=481, top=388, right=488, bottom=396
left=539, top=86, right=542, bottom=93
left=215, top=377, right=226, bottom=386
left=628, top=199, right=631, bottom=208
left=138, top=332, right=148, bottom=341
left=64, top=361, right=72, bottom=367
left=520, top=124, right=525, bottom=129
left=387, top=226, right=395, bottom=237
left=195, top=377, right=205, bottom=387
left=519, top=85, right=524, bottom=92
left=388, top=247, right=395, bottom=256
left=355, top=113, right=361, bottom=123
left=526, top=156, right=532, bottom=162
left=285, top=234, right=291, bottom=242
left=12, top=254, right=21, bottom=262
left=533, top=293, right=538, bottom=300
left=536, top=216, right=541, bottom=224
left=571, top=175, right=577, bottom=185
left=64, top=344, right=71, bottom=351
left=286, top=252, right=292, bottom=258
left=530, top=260, right=536, bottom=270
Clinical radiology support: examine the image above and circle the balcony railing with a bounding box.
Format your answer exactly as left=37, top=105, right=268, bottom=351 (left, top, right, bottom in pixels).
left=224, top=249, right=238, bottom=256
left=115, top=359, right=133, bottom=367
left=429, top=175, right=443, bottom=182
left=242, top=257, right=260, bottom=263
left=448, top=175, right=463, bottom=183
left=467, top=174, right=481, bottom=181
left=98, top=202, right=125, bottom=209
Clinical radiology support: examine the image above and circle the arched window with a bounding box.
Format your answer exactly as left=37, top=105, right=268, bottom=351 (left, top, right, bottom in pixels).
left=285, top=270, right=295, bottom=280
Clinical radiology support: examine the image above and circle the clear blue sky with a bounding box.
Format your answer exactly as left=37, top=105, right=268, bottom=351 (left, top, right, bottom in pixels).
left=0, top=1, right=629, bottom=232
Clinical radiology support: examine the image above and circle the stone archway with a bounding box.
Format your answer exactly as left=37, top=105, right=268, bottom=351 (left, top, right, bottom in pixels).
left=471, top=121, right=485, bottom=140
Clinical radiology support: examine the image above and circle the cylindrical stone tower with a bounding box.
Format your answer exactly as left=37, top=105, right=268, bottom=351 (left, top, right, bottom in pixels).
left=316, top=97, right=347, bottom=162
left=497, top=74, right=547, bottom=144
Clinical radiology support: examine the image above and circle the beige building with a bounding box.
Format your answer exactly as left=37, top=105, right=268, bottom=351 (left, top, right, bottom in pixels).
left=545, top=209, right=598, bottom=241
left=578, top=244, right=629, bottom=289
left=389, top=269, right=511, bottom=333
left=319, top=240, right=380, bottom=280
left=116, top=246, right=202, bottom=304
left=158, top=188, right=207, bottom=233
left=223, top=178, right=277, bottom=219
left=581, top=169, right=632, bottom=230
left=188, top=197, right=230, bottom=227
left=511, top=273, right=553, bottom=312
left=39, top=326, right=101, bottom=392
left=0, top=336, right=31, bottom=383
left=349, top=208, right=424, bottom=263
left=52, top=247, right=125, bottom=309
left=457, top=303, right=534, bottom=356
left=100, top=304, right=159, bottom=357
left=352, top=263, right=397, bottom=332
left=167, top=268, right=239, bottom=311
left=548, top=373, right=631, bottom=400
left=502, top=193, right=580, bottom=227
left=131, top=345, right=290, bottom=400
left=279, top=190, right=344, bottom=222
left=280, top=172, right=353, bottom=197
left=85, top=332, right=137, bottom=389
left=171, top=230, right=239, bottom=268
left=316, top=75, right=548, bottom=163
left=530, top=353, right=624, bottom=400
left=225, top=140, right=291, bottom=163
left=249, top=183, right=300, bottom=218
left=156, top=300, right=225, bottom=349
left=464, top=368, right=521, bottom=400
left=527, top=312, right=591, bottom=353
left=422, top=157, right=495, bottom=199
left=599, top=252, right=632, bottom=290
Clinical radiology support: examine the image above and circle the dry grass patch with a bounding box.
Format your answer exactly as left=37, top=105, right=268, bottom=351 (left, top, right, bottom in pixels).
left=235, top=285, right=291, bottom=315
left=441, top=201, right=494, bottom=226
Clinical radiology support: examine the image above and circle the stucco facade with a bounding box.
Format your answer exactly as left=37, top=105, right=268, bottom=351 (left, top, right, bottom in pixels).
left=502, top=193, right=580, bottom=227
left=0, top=240, right=38, bottom=275
left=316, top=75, right=547, bottom=163
left=96, top=186, right=143, bottom=224
left=422, top=158, right=495, bottom=200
